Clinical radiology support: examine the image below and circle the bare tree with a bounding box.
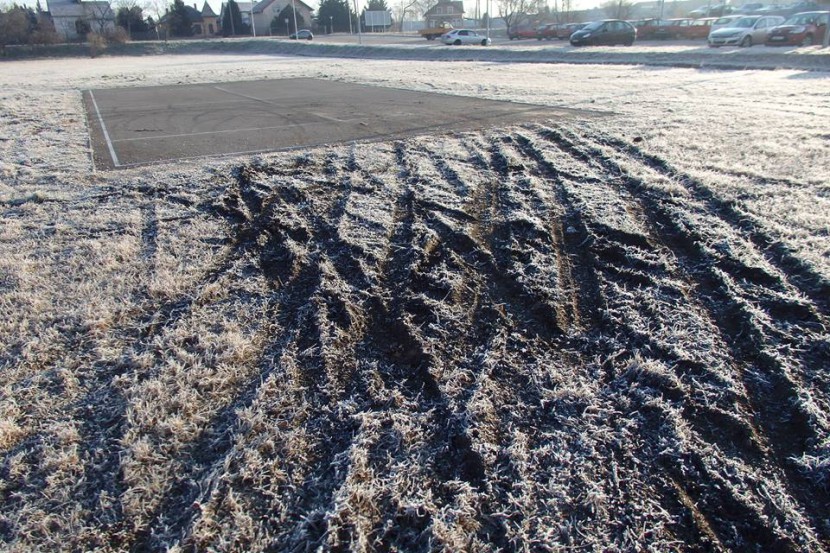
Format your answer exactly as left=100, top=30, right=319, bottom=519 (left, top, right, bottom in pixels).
left=0, top=6, right=32, bottom=53
left=87, top=0, right=116, bottom=34
left=497, top=0, right=541, bottom=34
left=409, top=0, right=433, bottom=21
left=601, top=0, right=633, bottom=20
left=144, top=0, right=168, bottom=38
left=548, top=0, right=575, bottom=23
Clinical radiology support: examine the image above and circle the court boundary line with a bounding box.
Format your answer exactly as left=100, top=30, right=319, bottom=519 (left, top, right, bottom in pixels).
left=88, top=90, right=121, bottom=168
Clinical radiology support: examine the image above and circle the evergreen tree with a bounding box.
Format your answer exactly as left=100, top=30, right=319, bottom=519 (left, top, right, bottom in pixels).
left=168, top=0, right=193, bottom=36
left=316, top=0, right=352, bottom=33
left=221, top=0, right=245, bottom=36
left=117, top=6, right=150, bottom=34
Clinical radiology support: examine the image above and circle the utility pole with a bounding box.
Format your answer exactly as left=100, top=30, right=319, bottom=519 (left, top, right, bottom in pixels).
left=353, top=0, right=362, bottom=43
left=291, top=0, right=298, bottom=34
left=486, top=0, right=489, bottom=39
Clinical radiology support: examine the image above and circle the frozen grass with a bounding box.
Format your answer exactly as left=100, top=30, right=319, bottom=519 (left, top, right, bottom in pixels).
left=0, top=53, right=829, bottom=550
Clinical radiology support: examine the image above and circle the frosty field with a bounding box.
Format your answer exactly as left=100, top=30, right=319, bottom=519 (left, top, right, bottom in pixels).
left=1, top=53, right=829, bottom=551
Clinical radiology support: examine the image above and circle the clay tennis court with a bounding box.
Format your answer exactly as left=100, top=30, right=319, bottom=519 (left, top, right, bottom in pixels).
left=83, top=78, right=595, bottom=169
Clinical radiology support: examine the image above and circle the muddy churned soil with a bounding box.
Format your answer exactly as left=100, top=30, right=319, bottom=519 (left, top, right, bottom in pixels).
left=3, top=120, right=827, bottom=551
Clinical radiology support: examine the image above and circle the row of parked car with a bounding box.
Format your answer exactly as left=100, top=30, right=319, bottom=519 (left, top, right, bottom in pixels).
left=688, top=0, right=822, bottom=18
left=525, top=9, right=828, bottom=47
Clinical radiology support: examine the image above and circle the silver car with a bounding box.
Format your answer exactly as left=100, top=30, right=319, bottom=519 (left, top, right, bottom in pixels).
left=441, top=29, right=492, bottom=46
left=708, top=15, right=785, bottom=46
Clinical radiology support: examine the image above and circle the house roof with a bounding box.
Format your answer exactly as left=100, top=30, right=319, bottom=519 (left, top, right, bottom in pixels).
left=46, top=0, right=113, bottom=18
left=252, top=0, right=313, bottom=14
left=221, top=1, right=253, bottom=14
left=183, top=5, right=203, bottom=22
left=201, top=2, right=217, bottom=16
left=424, top=1, right=464, bottom=17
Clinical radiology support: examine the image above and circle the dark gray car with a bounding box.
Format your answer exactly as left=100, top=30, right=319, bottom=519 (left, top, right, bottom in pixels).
left=570, top=20, right=636, bottom=46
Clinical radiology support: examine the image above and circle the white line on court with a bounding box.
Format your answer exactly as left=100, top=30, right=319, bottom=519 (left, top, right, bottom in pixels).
left=88, top=90, right=121, bottom=167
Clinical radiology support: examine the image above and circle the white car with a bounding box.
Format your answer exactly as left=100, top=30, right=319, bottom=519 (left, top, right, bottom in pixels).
left=709, top=14, right=747, bottom=33
left=441, top=29, right=492, bottom=46
left=708, top=15, right=785, bottom=46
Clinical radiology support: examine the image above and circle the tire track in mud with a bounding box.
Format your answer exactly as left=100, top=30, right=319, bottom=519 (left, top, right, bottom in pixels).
left=509, top=131, right=606, bottom=334
left=133, top=156, right=377, bottom=550
left=510, top=128, right=774, bottom=548
left=515, top=129, right=767, bottom=461
left=390, top=143, right=489, bottom=480
left=538, top=126, right=826, bottom=550
left=416, top=135, right=627, bottom=546
left=596, top=133, right=830, bottom=321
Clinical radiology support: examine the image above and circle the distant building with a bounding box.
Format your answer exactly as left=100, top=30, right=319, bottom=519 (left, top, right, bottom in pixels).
left=177, top=2, right=220, bottom=37
left=423, top=1, right=464, bottom=28
left=159, top=2, right=219, bottom=37
left=194, top=3, right=219, bottom=36
left=46, top=0, right=115, bottom=40
left=249, top=0, right=314, bottom=35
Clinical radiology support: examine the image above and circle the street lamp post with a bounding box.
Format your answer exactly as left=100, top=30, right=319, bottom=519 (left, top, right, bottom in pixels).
left=291, top=0, right=298, bottom=35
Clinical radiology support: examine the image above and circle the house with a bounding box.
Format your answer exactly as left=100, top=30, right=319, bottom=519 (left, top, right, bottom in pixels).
left=159, top=2, right=219, bottom=37
left=250, top=0, right=314, bottom=35
left=191, top=2, right=219, bottom=36
left=423, top=1, right=464, bottom=29
left=46, top=0, right=115, bottom=40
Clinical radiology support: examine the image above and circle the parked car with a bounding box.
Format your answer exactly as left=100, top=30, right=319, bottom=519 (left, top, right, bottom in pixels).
left=755, top=4, right=788, bottom=14
left=557, top=22, right=587, bottom=39
left=441, top=29, right=492, bottom=45
left=289, top=29, right=313, bottom=40
left=765, top=10, right=829, bottom=45
left=634, top=18, right=671, bottom=39
left=570, top=19, right=636, bottom=45
left=686, top=17, right=718, bottom=38
left=689, top=4, right=735, bottom=18
left=537, top=23, right=561, bottom=40
left=654, top=18, right=693, bottom=39
left=508, top=26, right=538, bottom=39
left=782, top=1, right=821, bottom=16
left=736, top=2, right=765, bottom=13
left=708, top=15, right=785, bottom=46
left=710, top=14, right=747, bottom=32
